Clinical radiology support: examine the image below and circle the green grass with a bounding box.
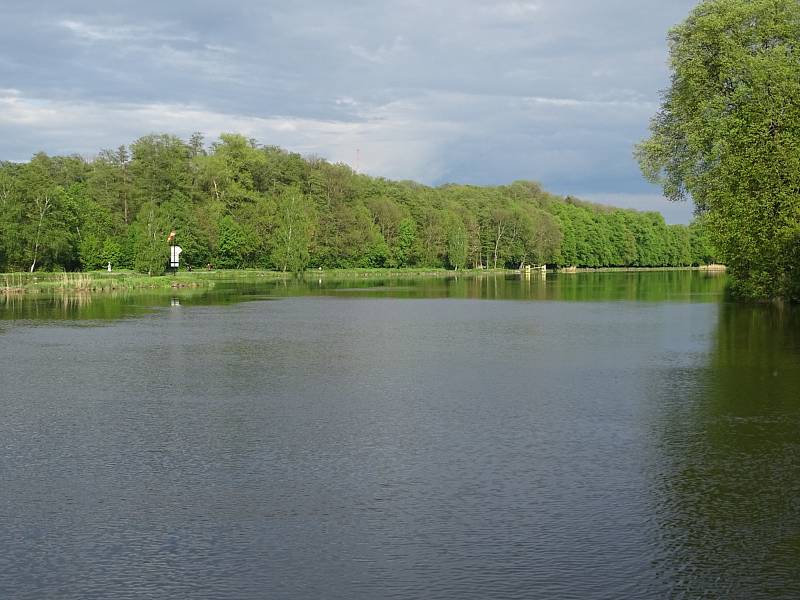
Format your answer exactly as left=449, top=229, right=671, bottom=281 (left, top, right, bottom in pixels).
left=1, top=266, right=708, bottom=296
left=303, top=267, right=492, bottom=279
left=1, top=270, right=218, bottom=295
left=1, top=267, right=509, bottom=295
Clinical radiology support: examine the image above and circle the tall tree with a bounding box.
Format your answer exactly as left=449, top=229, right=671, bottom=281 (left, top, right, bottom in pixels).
left=130, top=202, right=168, bottom=276
left=272, top=187, right=314, bottom=273
left=17, top=154, right=75, bottom=272
left=130, top=134, right=191, bottom=212
left=446, top=215, right=468, bottom=270
left=637, top=0, right=800, bottom=300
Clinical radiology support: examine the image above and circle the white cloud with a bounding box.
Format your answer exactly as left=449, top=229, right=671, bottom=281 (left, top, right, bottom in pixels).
left=56, top=17, right=240, bottom=83
left=153, top=44, right=242, bottom=82
left=481, top=1, right=541, bottom=21
left=523, top=95, right=656, bottom=110
left=349, top=36, right=409, bottom=64
left=204, top=43, right=236, bottom=54
left=0, top=84, right=658, bottom=189
left=1, top=0, right=700, bottom=218
left=335, top=97, right=360, bottom=107
left=0, top=90, right=460, bottom=183
left=58, top=19, right=195, bottom=43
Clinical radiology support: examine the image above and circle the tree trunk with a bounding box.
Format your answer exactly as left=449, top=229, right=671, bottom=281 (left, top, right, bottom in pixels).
left=30, top=196, right=50, bottom=273
left=283, top=223, right=293, bottom=272
left=493, top=224, right=501, bottom=270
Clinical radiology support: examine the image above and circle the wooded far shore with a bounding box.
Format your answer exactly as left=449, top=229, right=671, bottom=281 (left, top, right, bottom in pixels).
left=0, top=134, right=715, bottom=279
left=0, top=266, right=726, bottom=296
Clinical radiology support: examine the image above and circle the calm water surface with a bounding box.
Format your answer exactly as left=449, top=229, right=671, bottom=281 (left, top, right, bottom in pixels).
left=1, top=272, right=799, bottom=599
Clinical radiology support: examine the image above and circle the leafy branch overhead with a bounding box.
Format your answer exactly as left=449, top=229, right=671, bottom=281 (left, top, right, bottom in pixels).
left=637, top=0, right=800, bottom=301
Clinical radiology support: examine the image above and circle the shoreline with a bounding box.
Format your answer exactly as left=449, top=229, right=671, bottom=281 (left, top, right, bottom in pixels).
left=1, top=266, right=723, bottom=296
left=557, top=264, right=726, bottom=273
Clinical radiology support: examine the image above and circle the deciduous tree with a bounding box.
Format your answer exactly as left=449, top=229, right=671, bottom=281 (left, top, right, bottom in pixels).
left=637, top=0, right=800, bottom=299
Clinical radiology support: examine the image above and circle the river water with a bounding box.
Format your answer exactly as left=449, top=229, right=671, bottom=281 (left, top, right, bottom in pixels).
left=1, top=271, right=798, bottom=599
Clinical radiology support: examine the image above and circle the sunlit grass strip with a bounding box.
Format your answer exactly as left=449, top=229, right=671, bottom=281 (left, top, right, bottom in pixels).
left=303, top=267, right=507, bottom=279
left=1, top=266, right=707, bottom=296
left=0, top=267, right=502, bottom=295
left=0, top=271, right=217, bottom=294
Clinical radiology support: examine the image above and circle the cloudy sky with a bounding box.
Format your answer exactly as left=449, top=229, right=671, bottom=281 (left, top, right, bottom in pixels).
left=1, top=0, right=698, bottom=222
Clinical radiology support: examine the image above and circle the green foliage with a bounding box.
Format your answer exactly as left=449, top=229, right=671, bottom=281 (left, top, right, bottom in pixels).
left=637, top=0, right=800, bottom=300
left=528, top=209, right=563, bottom=265
left=130, top=202, right=168, bottom=276
left=14, top=154, right=78, bottom=272
left=216, top=215, right=251, bottom=268
left=79, top=234, right=104, bottom=270
left=130, top=134, right=191, bottom=210
left=0, top=133, right=709, bottom=276
left=447, top=220, right=468, bottom=270
left=102, top=238, right=123, bottom=267
left=160, top=194, right=209, bottom=268
left=363, top=236, right=390, bottom=268
left=272, top=187, right=313, bottom=273
left=689, top=218, right=718, bottom=266
left=393, top=218, right=417, bottom=268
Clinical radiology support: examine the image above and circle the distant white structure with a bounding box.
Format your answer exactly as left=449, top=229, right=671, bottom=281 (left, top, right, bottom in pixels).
left=107, top=262, right=112, bottom=272
left=170, top=246, right=182, bottom=270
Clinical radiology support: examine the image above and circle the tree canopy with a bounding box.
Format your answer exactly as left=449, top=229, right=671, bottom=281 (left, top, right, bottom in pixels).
left=0, top=133, right=711, bottom=275
left=637, top=0, right=800, bottom=301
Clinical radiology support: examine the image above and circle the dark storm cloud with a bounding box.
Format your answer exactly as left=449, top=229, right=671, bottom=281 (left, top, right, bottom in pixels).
left=0, top=0, right=698, bottom=221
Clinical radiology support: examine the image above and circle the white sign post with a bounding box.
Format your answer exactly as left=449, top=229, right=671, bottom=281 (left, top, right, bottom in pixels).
left=169, top=245, right=182, bottom=272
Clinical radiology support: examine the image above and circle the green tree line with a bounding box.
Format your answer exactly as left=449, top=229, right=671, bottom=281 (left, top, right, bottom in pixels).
left=0, top=133, right=714, bottom=274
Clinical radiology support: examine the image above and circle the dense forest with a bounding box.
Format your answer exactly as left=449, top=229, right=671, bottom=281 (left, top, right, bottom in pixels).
left=0, top=133, right=714, bottom=275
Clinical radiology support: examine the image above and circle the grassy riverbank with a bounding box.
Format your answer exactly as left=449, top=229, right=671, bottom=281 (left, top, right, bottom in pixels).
left=0, top=271, right=223, bottom=295
left=562, top=264, right=726, bottom=273
left=1, top=266, right=717, bottom=296
left=0, top=268, right=479, bottom=295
